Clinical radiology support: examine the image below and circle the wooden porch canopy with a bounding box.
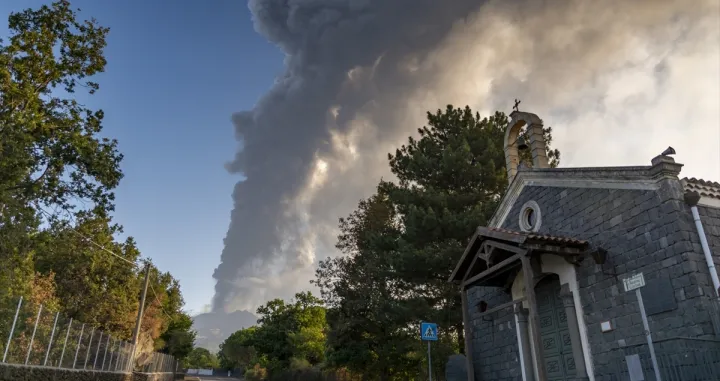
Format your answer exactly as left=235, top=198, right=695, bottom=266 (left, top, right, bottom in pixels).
left=449, top=227, right=591, bottom=381
left=448, top=226, right=591, bottom=289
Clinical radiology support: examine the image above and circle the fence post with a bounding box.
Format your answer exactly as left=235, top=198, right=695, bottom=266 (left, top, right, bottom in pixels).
left=107, top=338, right=116, bottom=371
left=83, top=327, right=95, bottom=369
left=25, top=304, right=44, bottom=365
left=102, top=335, right=111, bottom=371
left=93, top=331, right=103, bottom=369
left=43, top=311, right=60, bottom=366
left=126, top=343, right=135, bottom=372
left=125, top=342, right=131, bottom=372
left=58, top=318, right=72, bottom=368
left=128, top=343, right=135, bottom=372
left=113, top=342, right=120, bottom=372
left=120, top=343, right=127, bottom=372
left=115, top=342, right=122, bottom=372
left=2, top=296, right=23, bottom=363
left=72, top=323, right=85, bottom=369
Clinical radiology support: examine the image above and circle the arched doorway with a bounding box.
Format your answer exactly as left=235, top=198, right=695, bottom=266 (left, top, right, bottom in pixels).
left=535, top=274, right=575, bottom=381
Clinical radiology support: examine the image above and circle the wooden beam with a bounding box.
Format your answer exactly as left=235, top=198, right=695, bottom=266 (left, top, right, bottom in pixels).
left=485, top=240, right=527, bottom=255
left=503, top=267, right=520, bottom=291
left=523, top=243, right=586, bottom=254
left=461, top=288, right=475, bottom=381
left=462, top=243, right=489, bottom=282
left=483, top=243, right=498, bottom=266
left=476, top=226, right=527, bottom=244
left=462, top=253, right=482, bottom=283
left=463, top=253, right=522, bottom=288
left=521, top=254, right=547, bottom=381
left=478, top=242, right=490, bottom=262
left=449, top=232, right=482, bottom=282
left=475, top=296, right=527, bottom=318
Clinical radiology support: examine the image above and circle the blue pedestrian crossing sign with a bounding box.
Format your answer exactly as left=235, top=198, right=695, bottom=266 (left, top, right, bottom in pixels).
left=420, top=322, right=438, bottom=341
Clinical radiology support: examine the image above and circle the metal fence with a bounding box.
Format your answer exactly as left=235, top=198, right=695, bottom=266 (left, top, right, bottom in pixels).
left=0, top=296, right=176, bottom=373
left=136, top=350, right=177, bottom=373
left=606, top=337, right=720, bottom=381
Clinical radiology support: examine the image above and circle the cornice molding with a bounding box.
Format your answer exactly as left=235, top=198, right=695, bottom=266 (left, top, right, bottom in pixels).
left=489, top=167, right=661, bottom=228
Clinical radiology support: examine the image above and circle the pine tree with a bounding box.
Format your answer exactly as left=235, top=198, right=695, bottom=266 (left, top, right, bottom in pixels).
left=317, top=106, right=560, bottom=379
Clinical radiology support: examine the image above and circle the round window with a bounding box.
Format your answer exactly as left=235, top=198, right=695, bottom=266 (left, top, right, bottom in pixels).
left=519, top=201, right=541, bottom=232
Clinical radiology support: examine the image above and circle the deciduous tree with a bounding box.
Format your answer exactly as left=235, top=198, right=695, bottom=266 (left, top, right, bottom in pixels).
left=0, top=1, right=194, bottom=366
left=0, top=0, right=122, bottom=217
left=0, top=0, right=122, bottom=326
left=185, top=347, right=220, bottom=369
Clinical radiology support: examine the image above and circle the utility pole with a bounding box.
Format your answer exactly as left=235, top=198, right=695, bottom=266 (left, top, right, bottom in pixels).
left=131, top=262, right=151, bottom=363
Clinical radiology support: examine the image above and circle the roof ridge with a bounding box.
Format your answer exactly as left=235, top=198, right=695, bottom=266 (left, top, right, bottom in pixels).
left=682, top=177, right=720, bottom=187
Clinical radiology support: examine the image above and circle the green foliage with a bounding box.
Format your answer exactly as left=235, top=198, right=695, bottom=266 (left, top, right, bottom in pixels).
left=185, top=347, right=220, bottom=369
left=315, top=106, right=561, bottom=379
left=219, top=292, right=327, bottom=377
left=219, top=326, right=258, bottom=369
left=0, top=1, right=195, bottom=365
left=253, top=291, right=327, bottom=372
left=161, top=313, right=197, bottom=360
left=33, top=212, right=141, bottom=337
left=0, top=0, right=122, bottom=216
left=244, top=364, right=269, bottom=381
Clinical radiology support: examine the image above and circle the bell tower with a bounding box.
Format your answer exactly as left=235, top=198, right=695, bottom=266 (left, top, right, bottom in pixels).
left=504, top=109, right=550, bottom=184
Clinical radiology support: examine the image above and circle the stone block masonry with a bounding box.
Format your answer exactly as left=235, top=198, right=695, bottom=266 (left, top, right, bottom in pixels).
left=698, top=205, right=720, bottom=266
left=132, top=373, right=175, bottom=381
left=500, top=184, right=716, bottom=377
left=466, top=285, right=523, bottom=381
left=0, top=363, right=175, bottom=381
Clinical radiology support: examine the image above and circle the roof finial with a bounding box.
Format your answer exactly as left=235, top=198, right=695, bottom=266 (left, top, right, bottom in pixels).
left=513, top=99, right=521, bottom=112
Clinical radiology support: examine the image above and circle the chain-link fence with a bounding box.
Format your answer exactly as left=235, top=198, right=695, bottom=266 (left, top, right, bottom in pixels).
left=0, top=296, right=176, bottom=373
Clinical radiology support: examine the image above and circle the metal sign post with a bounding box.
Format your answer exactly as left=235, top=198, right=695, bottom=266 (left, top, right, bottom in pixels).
left=420, top=322, right=438, bottom=381
left=623, top=273, right=661, bottom=381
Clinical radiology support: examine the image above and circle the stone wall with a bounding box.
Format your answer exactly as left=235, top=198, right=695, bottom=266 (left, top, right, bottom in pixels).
left=698, top=205, right=720, bottom=263
left=132, top=372, right=175, bottom=381
left=499, top=183, right=716, bottom=378
left=466, top=285, right=523, bottom=381
left=0, top=363, right=175, bottom=381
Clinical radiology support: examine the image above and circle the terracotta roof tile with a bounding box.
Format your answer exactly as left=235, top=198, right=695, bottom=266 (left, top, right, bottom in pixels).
left=487, top=227, right=589, bottom=246
left=682, top=177, right=720, bottom=200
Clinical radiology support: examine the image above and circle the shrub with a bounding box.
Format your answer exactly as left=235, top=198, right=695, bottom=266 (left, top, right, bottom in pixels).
left=245, top=364, right=268, bottom=381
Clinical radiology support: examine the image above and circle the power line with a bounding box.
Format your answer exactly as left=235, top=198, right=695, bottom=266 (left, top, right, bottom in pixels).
left=37, top=207, right=139, bottom=267
left=37, top=206, right=175, bottom=320
left=149, top=283, right=174, bottom=321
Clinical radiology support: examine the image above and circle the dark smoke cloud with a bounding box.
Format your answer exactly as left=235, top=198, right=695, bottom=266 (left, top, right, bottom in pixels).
left=213, top=0, right=719, bottom=312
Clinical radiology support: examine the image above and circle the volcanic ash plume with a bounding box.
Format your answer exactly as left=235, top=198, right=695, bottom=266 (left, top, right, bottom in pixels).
left=212, top=0, right=720, bottom=312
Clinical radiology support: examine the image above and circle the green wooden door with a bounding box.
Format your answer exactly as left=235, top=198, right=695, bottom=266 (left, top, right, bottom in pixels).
left=535, top=275, right=575, bottom=381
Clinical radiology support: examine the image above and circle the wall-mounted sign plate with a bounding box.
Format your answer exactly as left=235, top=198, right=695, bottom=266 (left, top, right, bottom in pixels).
left=601, top=321, right=613, bottom=333
left=623, top=273, right=646, bottom=292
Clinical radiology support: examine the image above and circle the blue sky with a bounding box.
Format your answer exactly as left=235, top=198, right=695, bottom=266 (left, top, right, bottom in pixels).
left=0, top=0, right=283, bottom=314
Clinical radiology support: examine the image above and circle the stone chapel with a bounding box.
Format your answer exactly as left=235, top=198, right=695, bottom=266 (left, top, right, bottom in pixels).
left=449, top=110, right=720, bottom=381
